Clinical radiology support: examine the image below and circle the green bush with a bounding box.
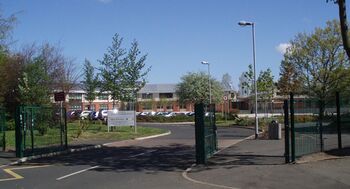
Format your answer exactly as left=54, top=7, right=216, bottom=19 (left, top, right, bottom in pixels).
left=136, top=115, right=194, bottom=122
left=294, top=115, right=317, bottom=123
left=236, top=117, right=255, bottom=126
left=36, top=121, right=48, bottom=136
left=6, top=119, right=16, bottom=130
left=216, top=113, right=237, bottom=121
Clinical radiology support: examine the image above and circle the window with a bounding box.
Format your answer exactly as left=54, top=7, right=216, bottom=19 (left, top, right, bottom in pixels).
left=98, top=94, right=109, bottom=100
left=159, top=93, right=173, bottom=99
left=180, top=103, right=186, bottom=109
left=70, top=105, right=81, bottom=110
left=143, top=103, right=152, bottom=110
left=142, top=93, right=153, bottom=99
left=166, top=105, right=173, bottom=110
left=100, top=104, right=108, bottom=110
left=69, top=93, right=82, bottom=100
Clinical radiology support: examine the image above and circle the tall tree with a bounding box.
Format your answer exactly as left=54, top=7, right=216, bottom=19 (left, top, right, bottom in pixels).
left=221, top=73, right=234, bottom=91
left=0, top=54, right=24, bottom=115
left=242, top=64, right=254, bottom=95
left=257, top=68, right=275, bottom=113
left=277, top=60, right=302, bottom=96
left=18, top=57, right=51, bottom=105
left=0, top=9, right=16, bottom=52
left=99, top=34, right=150, bottom=108
left=81, top=59, right=99, bottom=109
left=99, top=34, right=126, bottom=108
left=257, top=68, right=275, bottom=102
left=122, top=40, right=151, bottom=102
left=176, top=72, right=224, bottom=104
left=284, top=20, right=348, bottom=103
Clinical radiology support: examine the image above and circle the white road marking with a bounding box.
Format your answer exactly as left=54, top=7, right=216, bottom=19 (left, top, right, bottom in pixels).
left=130, top=150, right=157, bottom=158
left=56, top=166, right=100, bottom=181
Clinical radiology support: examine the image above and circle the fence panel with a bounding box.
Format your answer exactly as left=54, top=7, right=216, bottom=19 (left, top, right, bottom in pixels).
left=16, top=106, right=67, bottom=157
left=195, top=103, right=217, bottom=164
left=339, top=93, right=350, bottom=150
left=291, top=96, right=321, bottom=158
left=0, top=107, right=5, bottom=151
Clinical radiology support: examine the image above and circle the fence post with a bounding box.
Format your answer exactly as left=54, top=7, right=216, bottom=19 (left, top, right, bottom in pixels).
left=284, top=100, right=290, bottom=163
left=15, top=106, right=24, bottom=158
left=336, top=92, right=342, bottom=149
left=64, top=108, right=68, bottom=149
left=290, top=93, right=295, bottom=163
left=319, top=100, right=324, bottom=152
left=195, top=103, right=205, bottom=164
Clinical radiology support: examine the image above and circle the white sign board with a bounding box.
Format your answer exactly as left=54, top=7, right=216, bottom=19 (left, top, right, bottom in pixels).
left=107, top=110, right=135, bottom=132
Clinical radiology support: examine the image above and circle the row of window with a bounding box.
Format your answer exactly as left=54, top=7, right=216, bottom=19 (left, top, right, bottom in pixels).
left=68, top=94, right=109, bottom=101
left=141, top=93, right=174, bottom=99
left=69, top=93, right=175, bottom=101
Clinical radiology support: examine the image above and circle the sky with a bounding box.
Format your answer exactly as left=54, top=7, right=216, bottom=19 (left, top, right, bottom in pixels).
left=1, top=0, right=345, bottom=89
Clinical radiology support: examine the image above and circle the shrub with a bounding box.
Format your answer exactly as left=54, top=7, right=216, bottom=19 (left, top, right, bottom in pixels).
left=36, top=121, right=48, bottom=136
left=136, top=115, right=194, bottom=122
left=6, top=119, right=16, bottom=130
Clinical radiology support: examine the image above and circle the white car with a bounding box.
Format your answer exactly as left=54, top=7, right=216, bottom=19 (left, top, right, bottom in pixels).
left=80, top=110, right=92, bottom=120
left=164, top=112, right=176, bottom=117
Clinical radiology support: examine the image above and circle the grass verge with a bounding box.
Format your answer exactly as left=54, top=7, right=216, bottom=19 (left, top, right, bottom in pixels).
left=3, top=121, right=167, bottom=150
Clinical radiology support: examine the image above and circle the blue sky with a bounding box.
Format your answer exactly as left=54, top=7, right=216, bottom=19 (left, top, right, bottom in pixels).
left=1, top=0, right=343, bottom=89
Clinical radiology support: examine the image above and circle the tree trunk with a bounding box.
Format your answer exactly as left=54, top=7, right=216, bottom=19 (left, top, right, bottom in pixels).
left=338, top=0, right=350, bottom=58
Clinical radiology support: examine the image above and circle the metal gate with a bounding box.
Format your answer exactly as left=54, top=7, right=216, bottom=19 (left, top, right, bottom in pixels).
left=0, top=107, right=5, bottom=151
left=195, top=103, right=218, bottom=164
left=15, top=106, right=67, bottom=158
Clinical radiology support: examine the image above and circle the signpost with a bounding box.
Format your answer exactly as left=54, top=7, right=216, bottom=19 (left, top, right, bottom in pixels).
left=54, top=91, right=65, bottom=147
left=107, top=110, right=136, bottom=132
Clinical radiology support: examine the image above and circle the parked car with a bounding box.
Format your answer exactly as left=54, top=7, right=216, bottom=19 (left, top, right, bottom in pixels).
left=90, top=111, right=99, bottom=120
left=186, top=112, right=195, bottom=116
left=80, top=110, right=92, bottom=120
left=139, top=112, right=149, bottom=116
left=97, top=109, right=108, bottom=120
left=164, top=112, right=176, bottom=117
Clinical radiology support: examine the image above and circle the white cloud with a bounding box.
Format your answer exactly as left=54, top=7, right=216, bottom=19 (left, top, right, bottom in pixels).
left=276, top=43, right=291, bottom=54
left=97, top=0, right=112, bottom=3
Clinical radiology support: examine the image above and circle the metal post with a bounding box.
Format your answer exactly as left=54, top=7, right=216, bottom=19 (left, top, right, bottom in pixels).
left=64, top=107, right=68, bottom=149
left=15, top=106, right=24, bottom=158
left=336, top=92, right=342, bottom=149
left=208, top=64, right=212, bottom=104
left=319, top=100, right=324, bottom=152
left=252, top=23, right=259, bottom=139
left=60, top=101, right=63, bottom=147
left=290, top=93, right=296, bottom=163
left=284, top=100, right=290, bottom=163
left=134, top=92, right=137, bottom=134
left=195, top=103, right=206, bottom=164
left=31, top=108, right=34, bottom=155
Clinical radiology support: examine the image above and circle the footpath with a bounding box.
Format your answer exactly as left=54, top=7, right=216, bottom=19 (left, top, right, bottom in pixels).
left=185, top=138, right=350, bottom=189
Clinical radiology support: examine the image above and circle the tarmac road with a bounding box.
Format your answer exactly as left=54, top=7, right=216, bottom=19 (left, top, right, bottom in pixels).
left=0, top=124, right=253, bottom=189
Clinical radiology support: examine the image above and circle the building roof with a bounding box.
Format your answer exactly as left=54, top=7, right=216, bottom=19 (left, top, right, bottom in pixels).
left=139, top=84, right=177, bottom=93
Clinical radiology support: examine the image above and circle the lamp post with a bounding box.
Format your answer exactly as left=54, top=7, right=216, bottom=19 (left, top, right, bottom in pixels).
left=201, top=61, right=211, bottom=104
left=238, top=20, right=259, bottom=139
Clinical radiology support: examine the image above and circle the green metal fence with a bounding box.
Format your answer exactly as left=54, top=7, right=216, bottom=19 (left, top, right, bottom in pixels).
left=293, top=98, right=320, bottom=158
left=0, top=107, right=5, bottom=151
left=195, top=103, right=218, bottom=164
left=15, top=106, right=67, bottom=158
left=286, top=92, right=350, bottom=163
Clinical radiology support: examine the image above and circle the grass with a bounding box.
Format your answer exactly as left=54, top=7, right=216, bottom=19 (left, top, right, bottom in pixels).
left=3, top=120, right=167, bottom=150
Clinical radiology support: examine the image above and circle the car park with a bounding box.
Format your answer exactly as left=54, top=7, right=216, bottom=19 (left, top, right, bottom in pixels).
left=80, top=110, right=92, bottom=120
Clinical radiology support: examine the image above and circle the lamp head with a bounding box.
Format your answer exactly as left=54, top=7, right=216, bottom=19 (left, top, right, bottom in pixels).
left=238, top=21, right=253, bottom=26
left=201, top=61, right=209, bottom=65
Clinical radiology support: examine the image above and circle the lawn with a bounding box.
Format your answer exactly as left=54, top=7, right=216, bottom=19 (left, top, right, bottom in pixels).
left=3, top=120, right=167, bottom=150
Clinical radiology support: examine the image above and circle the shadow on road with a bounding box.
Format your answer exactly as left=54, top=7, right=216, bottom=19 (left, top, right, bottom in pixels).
left=28, top=144, right=195, bottom=173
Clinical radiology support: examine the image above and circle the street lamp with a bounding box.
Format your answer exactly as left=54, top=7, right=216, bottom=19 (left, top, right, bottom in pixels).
left=238, top=20, right=259, bottom=139
left=201, top=61, right=211, bottom=104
